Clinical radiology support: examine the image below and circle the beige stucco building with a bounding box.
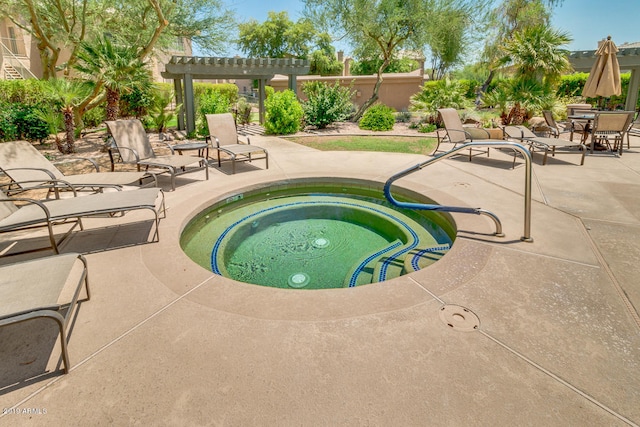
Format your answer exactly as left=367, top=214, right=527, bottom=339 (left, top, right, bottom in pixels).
left=0, top=17, right=190, bottom=82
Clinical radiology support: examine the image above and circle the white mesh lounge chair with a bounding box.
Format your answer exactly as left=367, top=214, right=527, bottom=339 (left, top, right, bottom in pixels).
left=0, top=187, right=165, bottom=255
left=105, top=119, right=208, bottom=191
left=503, top=125, right=586, bottom=165
left=205, top=113, right=268, bottom=174
left=0, top=140, right=156, bottom=197
left=436, top=108, right=490, bottom=161
left=0, top=253, right=89, bottom=373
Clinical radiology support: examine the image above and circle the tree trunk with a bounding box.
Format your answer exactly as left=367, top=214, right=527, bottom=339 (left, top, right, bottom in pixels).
left=476, top=69, right=496, bottom=105
left=61, top=108, right=75, bottom=154
left=105, top=88, right=120, bottom=121
left=351, top=59, right=390, bottom=122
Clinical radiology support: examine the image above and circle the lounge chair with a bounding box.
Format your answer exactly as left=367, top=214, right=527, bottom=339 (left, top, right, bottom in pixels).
left=0, top=253, right=89, bottom=373
left=0, top=187, right=165, bottom=255
left=436, top=108, right=490, bottom=161
left=105, top=119, right=208, bottom=191
left=205, top=113, right=268, bottom=174
left=542, top=110, right=572, bottom=139
left=589, top=111, right=634, bottom=155
left=0, top=140, right=156, bottom=197
left=503, top=125, right=586, bottom=165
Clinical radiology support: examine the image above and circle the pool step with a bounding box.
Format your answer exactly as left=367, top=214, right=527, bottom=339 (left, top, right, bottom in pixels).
left=369, top=244, right=451, bottom=283
left=403, top=244, right=451, bottom=273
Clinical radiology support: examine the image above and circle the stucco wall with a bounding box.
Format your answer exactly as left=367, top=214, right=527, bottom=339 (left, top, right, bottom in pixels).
left=269, top=71, right=427, bottom=111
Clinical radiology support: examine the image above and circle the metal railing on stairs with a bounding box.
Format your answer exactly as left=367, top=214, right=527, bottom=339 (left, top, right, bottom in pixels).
left=384, top=141, right=533, bottom=242
left=1, top=40, right=36, bottom=79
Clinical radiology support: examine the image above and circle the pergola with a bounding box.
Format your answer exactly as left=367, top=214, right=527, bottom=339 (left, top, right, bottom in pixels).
left=161, top=56, right=310, bottom=134
left=568, top=46, right=640, bottom=111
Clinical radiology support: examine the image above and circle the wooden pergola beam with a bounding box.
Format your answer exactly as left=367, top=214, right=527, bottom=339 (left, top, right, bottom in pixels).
left=161, top=56, right=310, bottom=133
left=568, top=47, right=640, bottom=111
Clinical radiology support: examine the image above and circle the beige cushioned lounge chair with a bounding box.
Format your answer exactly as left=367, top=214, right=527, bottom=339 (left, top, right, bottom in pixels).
left=105, top=119, right=208, bottom=191
left=436, top=108, right=490, bottom=161
left=0, top=140, right=156, bottom=197
left=205, top=113, right=268, bottom=174
left=542, top=110, right=572, bottom=139
left=0, top=253, right=89, bottom=374
left=503, top=125, right=586, bottom=165
left=0, top=187, right=165, bottom=255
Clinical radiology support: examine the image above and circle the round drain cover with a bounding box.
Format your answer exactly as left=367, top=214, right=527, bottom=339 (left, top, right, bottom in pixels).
left=288, top=273, right=310, bottom=288
left=438, top=304, right=480, bottom=332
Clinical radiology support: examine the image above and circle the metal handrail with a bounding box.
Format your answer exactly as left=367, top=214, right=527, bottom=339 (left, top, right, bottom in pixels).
left=384, top=141, right=533, bottom=242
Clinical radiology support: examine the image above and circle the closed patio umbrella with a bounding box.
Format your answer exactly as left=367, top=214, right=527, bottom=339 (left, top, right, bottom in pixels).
left=582, top=36, right=621, bottom=98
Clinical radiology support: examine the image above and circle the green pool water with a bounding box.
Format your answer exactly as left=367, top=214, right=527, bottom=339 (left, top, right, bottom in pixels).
left=180, top=182, right=455, bottom=289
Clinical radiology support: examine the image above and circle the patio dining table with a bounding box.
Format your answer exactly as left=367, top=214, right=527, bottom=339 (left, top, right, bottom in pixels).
left=568, top=112, right=596, bottom=145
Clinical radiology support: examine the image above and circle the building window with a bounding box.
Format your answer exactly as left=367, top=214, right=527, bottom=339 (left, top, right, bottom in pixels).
left=8, top=27, right=19, bottom=54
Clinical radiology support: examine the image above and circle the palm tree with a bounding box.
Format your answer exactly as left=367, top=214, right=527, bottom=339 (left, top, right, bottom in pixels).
left=496, top=24, right=571, bottom=124
left=75, top=36, right=151, bottom=121
left=44, top=78, right=91, bottom=154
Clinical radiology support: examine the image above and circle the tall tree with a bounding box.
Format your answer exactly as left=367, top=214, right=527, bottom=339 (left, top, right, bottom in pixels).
left=497, top=24, right=572, bottom=124
left=237, top=11, right=316, bottom=58
left=476, top=0, right=564, bottom=102
left=423, top=0, right=477, bottom=80
left=1, top=0, right=234, bottom=78
left=303, top=0, right=432, bottom=121
left=74, top=36, right=151, bottom=121
left=44, top=78, right=91, bottom=153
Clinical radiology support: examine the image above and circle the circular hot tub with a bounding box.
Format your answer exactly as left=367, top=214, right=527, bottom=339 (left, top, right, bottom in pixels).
left=180, top=180, right=455, bottom=289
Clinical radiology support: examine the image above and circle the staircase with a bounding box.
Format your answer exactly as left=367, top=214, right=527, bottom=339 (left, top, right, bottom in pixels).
left=3, top=63, right=24, bottom=79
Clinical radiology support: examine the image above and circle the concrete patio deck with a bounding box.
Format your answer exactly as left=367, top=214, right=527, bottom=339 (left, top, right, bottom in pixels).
left=1, top=134, right=639, bottom=425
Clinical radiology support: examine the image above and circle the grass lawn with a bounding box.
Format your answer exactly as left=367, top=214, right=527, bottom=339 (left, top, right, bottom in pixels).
left=286, top=135, right=438, bottom=155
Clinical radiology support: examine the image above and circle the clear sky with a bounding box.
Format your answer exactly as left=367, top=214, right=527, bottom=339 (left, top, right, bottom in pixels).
left=221, top=0, right=640, bottom=55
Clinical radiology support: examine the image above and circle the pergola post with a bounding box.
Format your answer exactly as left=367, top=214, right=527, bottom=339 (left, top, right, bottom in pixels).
left=625, top=67, right=640, bottom=112
left=258, top=79, right=267, bottom=124
left=184, top=74, right=195, bottom=134
left=288, top=75, right=297, bottom=93
left=173, top=79, right=185, bottom=131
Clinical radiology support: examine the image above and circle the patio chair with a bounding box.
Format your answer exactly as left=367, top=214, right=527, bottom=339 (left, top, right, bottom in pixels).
left=625, top=111, right=640, bottom=149
left=205, top=113, right=268, bottom=174
left=105, top=120, right=208, bottom=191
left=0, top=186, right=165, bottom=255
left=0, top=253, right=89, bottom=374
left=567, top=105, right=594, bottom=142
left=0, top=140, right=156, bottom=198
left=589, top=111, right=634, bottom=155
left=542, top=110, right=572, bottom=139
left=503, top=125, right=586, bottom=165
left=436, top=108, right=490, bottom=161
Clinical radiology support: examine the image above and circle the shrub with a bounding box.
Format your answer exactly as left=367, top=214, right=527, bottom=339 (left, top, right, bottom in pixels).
left=0, top=79, right=57, bottom=106
left=395, top=110, right=412, bottom=123
left=0, top=103, right=49, bottom=142
left=410, top=78, right=472, bottom=117
left=0, top=105, right=18, bottom=142
left=264, top=90, right=303, bottom=135
left=302, top=81, right=354, bottom=129
left=417, top=123, right=437, bottom=133
left=359, top=104, right=395, bottom=131
left=120, top=86, right=154, bottom=119
left=196, top=90, right=231, bottom=136
left=83, top=105, right=105, bottom=128
left=194, top=83, right=238, bottom=107
left=235, top=97, right=253, bottom=126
